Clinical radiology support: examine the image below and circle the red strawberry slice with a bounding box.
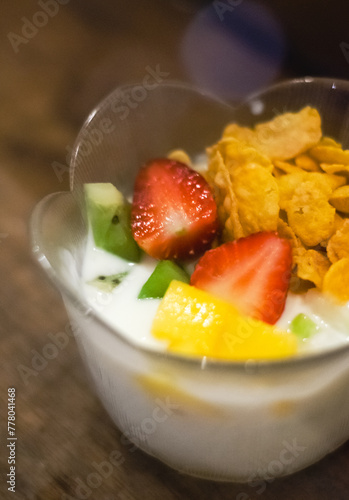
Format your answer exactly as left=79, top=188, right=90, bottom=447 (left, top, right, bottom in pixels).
left=190, top=232, right=293, bottom=324
left=131, top=158, right=219, bottom=260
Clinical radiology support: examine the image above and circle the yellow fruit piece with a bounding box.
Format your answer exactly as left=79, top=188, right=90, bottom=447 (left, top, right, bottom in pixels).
left=152, top=281, right=298, bottom=361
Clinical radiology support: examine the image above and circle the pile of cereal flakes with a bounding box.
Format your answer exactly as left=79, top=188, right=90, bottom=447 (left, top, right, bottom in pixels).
left=201, top=107, right=349, bottom=302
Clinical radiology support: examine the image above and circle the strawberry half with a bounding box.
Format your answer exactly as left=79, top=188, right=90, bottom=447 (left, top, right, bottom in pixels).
left=190, top=232, right=293, bottom=324
left=131, top=158, right=219, bottom=260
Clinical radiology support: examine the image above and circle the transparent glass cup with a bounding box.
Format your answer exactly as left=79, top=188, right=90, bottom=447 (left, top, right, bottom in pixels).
left=31, top=79, right=349, bottom=482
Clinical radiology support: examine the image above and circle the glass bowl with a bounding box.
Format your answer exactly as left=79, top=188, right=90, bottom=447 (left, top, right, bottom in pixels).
left=31, top=78, right=349, bottom=482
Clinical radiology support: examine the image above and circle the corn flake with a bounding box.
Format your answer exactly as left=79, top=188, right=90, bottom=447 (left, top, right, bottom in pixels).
left=321, top=137, right=342, bottom=148
left=329, top=185, right=349, bottom=213
left=209, top=137, right=273, bottom=173
left=223, top=123, right=255, bottom=144
left=294, top=248, right=331, bottom=289
left=323, top=258, right=349, bottom=303
left=276, top=172, right=306, bottom=210
left=224, top=107, right=322, bottom=161
left=320, top=163, right=349, bottom=175
left=207, top=106, right=349, bottom=300
left=255, top=107, right=322, bottom=160
left=277, top=218, right=302, bottom=251
left=208, top=151, right=243, bottom=241
left=310, top=143, right=349, bottom=165
left=231, top=164, right=279, bottom=235
left=273, top=160, right=304, bottom=175
left=308, top=172, right=346, bottom=192
left=295, top=153, right=321, bottom=172
left=167, top=149, right=192, bottom=167
left=286, top=180, right=336, bottom=247
left=327, top=219, right=349, bottom=263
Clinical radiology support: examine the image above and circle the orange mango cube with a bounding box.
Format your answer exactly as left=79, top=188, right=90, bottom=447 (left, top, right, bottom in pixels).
left=152, top=281, right=298, bottom=361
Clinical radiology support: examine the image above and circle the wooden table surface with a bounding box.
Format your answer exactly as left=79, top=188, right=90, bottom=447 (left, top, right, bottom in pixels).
left=2, top=1, right=349, bottom=499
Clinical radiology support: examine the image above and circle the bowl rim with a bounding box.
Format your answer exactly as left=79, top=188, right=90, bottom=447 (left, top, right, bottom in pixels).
left=235, top=74, right=349, bottom=104
left=31, top=76, right=349, bottom=374
left=69, top=80, right=236, bottom=192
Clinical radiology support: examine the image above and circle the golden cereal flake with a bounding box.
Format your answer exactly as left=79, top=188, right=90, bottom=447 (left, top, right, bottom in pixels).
left=294, top=248, right=331, bottom=289
left=208, top=151, right=244, bottom=241
left=327, top=219, right=349, bottom=263
left=276, top=171, right=344, bottom=211
left=207, top=107, right=349, bottom=298
left=222, top=122, right=255, bottom=144
left=231, top=163, right=279, bottom=235
left=320, top=163, right=349, bottom=175
left=320, top=137, right=343, bottom=148
left=223, top=107, right=322, bottom=161
left=276, top=172, right=307, bottom=210
left=252, top=107, right=322, bottom=161
left=167, top=149, right=192, bottom=167
left=286, top=180, right=336, bottom=247
left=310, top=144, right=349, bottom=165
left=209, top=137, right=273, bottom=173
left=329, top=185, right=349, bottom=213
left=295, top=153, right=321, bottom=172
left=306, top=172, right=346, bottom=192
left=273, top=160, right=304, bottom=175
left=323, top=258, right=349, bottom=303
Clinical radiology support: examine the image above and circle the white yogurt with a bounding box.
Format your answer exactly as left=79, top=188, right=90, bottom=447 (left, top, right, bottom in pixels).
left=78, top=234, right=349, bottom=482
left=82, top=234, right=164, bottom=350
left=81, top=234, right=349, bottom=357
left=279, top=288, right=349, bottom=353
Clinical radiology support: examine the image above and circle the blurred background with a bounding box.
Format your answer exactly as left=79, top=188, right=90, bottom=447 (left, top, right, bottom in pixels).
left=1, top=0, right=349, bottom=194
left=2, top=1, right=349, bottom=498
